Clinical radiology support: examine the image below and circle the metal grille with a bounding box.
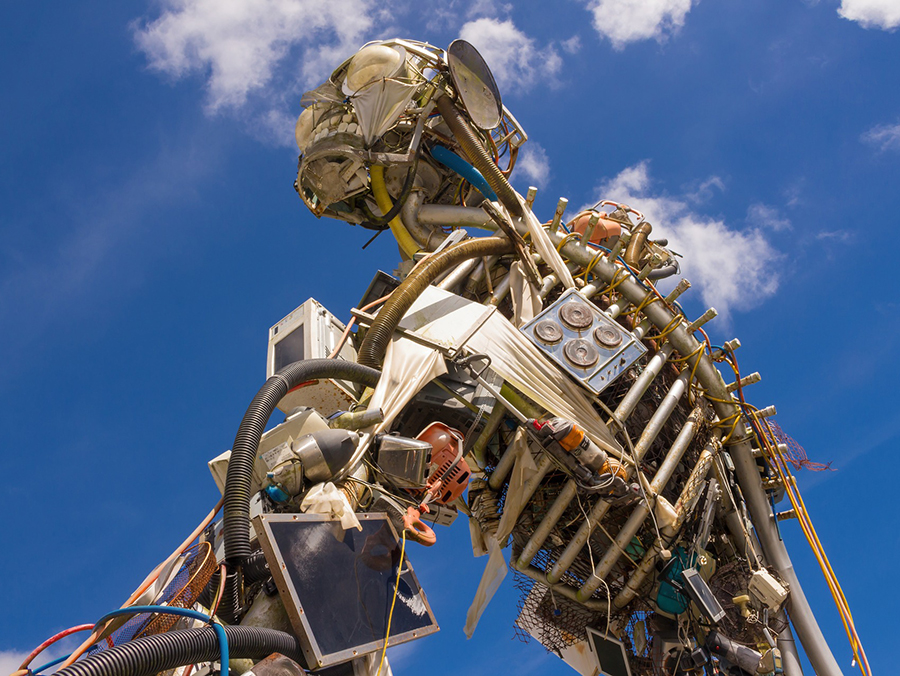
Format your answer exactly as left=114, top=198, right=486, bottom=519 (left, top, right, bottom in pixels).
left=95, top=542, right=216, bottom=651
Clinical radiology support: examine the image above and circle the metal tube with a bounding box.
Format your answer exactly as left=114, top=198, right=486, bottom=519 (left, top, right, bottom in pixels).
left=547, top=368, right=689, bottom=584
left=489, top=271, right=512, bottom=305
left=547, top=494, right=612, bottom=583
left=614, top=435, right=719, bottom=608
left=613, top=344, right=675, bottom=424
left=401, top=192, right=447, bottom=250
left=510, top=560, right=607, bottom=612
left=516, top=480, right=578, bottom=569
left=577, top=409, right=701, bottom=600
left=532, top=228, right=839, bottom=675
left=416, top=203, right=496, bottom=229
left=438, top=257, right=480, bottom=291
left=469, top=402, right=507, bottom=470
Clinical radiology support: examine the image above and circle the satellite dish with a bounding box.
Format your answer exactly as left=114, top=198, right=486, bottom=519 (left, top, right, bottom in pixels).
left=447, top=40, right=502, bottom=130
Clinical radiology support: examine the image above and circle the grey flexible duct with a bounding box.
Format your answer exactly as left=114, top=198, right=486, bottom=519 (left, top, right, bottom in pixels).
left=223, top=359, right=381, bottom=566
left=356, top=237, right=514, bottom=368
left=434, top=96, right=523, bottom=219
left=54, top=627, right=304, bottom=676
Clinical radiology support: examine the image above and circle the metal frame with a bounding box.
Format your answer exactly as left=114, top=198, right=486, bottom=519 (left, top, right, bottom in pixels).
left=252, top=512, right=439, bottom=669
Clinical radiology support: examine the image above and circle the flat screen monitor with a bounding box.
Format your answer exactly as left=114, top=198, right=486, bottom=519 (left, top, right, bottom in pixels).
left=586, top=627, right=633, bottom=676
left=253, top=513, right=439, bottom=669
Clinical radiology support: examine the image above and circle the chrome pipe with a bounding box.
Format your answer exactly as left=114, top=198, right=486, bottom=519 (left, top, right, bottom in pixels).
left=400, top=192, right=447, bottom=250
left=416, top=203, right=496, bottom=230
left=613, top=344, right=675, bottom=424
left=438, top=257, right=480, bottom=291
left=577, top=408, right=701, bottom=601
left=516, top=480, right=578, bottom=569
left=547, top=368, right=689, bottom=584
left=510, top=560, right=607, bottom=612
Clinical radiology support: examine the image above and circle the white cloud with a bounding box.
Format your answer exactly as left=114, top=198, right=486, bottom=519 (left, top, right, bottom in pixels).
left=515, top=143, right=551, bottom=187
left=133, top=0, right=376, bottom=112
left=593, top=162, right=781, bottom=319
left=459, top=18, right=562, bottom=91
left=0, top=650, right=29, bottom=676
left=838, top=0, right=900, bottom=30
left=561, top=35, right=582, bottom=54
left=861, top=121, right=900, bottom=151
left=585, top=0, right=694, bottom=49
left=746, top=203, right=791, bottom=231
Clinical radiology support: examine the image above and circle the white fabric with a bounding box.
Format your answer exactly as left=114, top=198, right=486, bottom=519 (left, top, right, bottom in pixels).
left=368, top=334, right=448, bottom=433
left=349, top=79, right=418, bottom=146
left=300, top=481, right=362, bottom=531
left=509, top=260, right=542, bottom=326
left=397, top=286, right=621, bottom=455
left=495, top=428, right=540, bottom=541
left=463, top=428, right=541, bottom=638
left=501, top=193, right=576, bottom=289
left=464, top=536, right=507, bottom=638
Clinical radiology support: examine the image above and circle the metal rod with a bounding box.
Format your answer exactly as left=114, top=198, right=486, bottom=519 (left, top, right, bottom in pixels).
left=547, top=367, right=690, bottom=584
left=613, top=344, right=676, bottom=423
left=509, top=560, right=606, bottom=612
left=577, top=408, right=702, bottom=600
left=525, top=186, right=538, bottom=210
left=438, top=257, right=480, bottom=291
left=516, top=480, right=578, bottom=570
left=550, top=198, right=568, bottom=234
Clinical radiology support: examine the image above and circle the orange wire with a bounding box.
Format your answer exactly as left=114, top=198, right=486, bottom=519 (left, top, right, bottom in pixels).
left=59, top=497, right=224, bottom=668
left=328, top=292, right=394, bottom=359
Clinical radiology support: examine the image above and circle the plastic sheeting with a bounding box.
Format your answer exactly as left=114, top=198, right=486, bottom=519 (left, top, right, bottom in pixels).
left=509, top=259, right=542, bottom=326
left=498, top=193, right=576, bottom=290
left=464, top=428, right=539, bottom=637
left=300, top=482, right=362, bottom=531
left=348, top=79, right=419, bottom=147
left=398, top=286, right=622, bottom=457
left=368, top=334, right=448, bottom=434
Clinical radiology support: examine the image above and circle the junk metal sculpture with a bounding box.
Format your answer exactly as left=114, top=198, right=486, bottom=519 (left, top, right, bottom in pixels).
left=21, top=38, right=867, bottom=676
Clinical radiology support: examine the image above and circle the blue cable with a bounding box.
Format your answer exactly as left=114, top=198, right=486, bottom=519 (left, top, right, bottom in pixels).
left=32, top=653, right=72, bottom=674
left=429, top=145, right=499, bottom=201
left=93, top=606, right=228, bottom=676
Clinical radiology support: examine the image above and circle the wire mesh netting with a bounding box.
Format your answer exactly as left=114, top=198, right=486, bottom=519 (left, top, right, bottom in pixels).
left=760, top=420, right=832, bottom=471
left=92, top=541, right=216, bottom=652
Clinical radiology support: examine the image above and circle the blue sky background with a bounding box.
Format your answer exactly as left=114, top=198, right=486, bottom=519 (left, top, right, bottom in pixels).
left=2, top=1, right=898, bottom=674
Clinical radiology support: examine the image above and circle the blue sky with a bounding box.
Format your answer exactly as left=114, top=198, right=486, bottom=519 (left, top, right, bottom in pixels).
left=1, top=0, right=898, bottom=674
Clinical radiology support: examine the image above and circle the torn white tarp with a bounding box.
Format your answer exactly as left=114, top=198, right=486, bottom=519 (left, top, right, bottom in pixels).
left=464, top=428, right=540, bottom=637
left=500, top=192, right=576, bottom=290
left=398, top=286, right=622, bottom=457
left=368, top=334, right=448, bottom=434
left=509, top=259, right=543, bottom=326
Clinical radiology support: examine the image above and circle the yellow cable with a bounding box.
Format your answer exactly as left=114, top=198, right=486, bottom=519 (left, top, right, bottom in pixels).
left=376, top=530, right=407, bottom=676
left=370, top=165, right=419, bottom=259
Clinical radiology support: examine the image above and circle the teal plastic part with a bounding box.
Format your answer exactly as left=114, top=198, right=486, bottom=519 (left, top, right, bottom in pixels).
left=654, top=546, right=697, bottom=615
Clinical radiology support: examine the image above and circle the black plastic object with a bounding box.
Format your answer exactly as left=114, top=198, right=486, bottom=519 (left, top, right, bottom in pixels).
left=706, top=630, right=763, bottom=673
left=255, top=513, right=439, bottom=668
left=223, top=359, right=381, bottom=566
left=447, top=40, right=503, bottom=130
left=54, top=627, right=305, bottom=676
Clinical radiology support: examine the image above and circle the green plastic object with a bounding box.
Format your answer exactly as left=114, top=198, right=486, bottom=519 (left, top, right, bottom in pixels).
left=655, top=546, right=697, bottom=616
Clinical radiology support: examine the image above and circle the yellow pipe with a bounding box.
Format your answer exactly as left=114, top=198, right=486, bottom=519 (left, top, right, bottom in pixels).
left=369, top=165, right=419, bottom=258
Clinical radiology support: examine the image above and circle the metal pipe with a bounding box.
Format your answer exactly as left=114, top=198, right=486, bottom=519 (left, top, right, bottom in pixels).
left=624, top=222, right=651, bottom=268
left=531, top=228, right=839, bottom=675
left=613, top=344, right=676, bottom=424
left=489, top=270, right=512, bottom=305
left=469, top=402, right=507, bottom=470
left=401, top=192, right=446, bottom=250
left=516, top=480, right=578, bottom=569
left=510, top=560, right=607, bottom=612
left=438, top=257, right=480, bottom=291
left=547, top=368, right=689, bottom=584
left=416, top=203, right=496, bottom=230
left=577, top=408, right=701, bottom=600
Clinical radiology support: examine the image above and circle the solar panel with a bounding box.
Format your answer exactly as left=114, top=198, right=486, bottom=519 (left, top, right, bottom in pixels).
left=253, top=513, right=439, bottom=669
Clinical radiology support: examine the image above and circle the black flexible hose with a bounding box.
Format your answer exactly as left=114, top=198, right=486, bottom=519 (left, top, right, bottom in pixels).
left=223, top=359, right=381, bottom=565
left=648, top=258, right=680, bottom=280
left=54, top=626, right=304, bottom=676
left=434, top=96, right=523, bottom=219
left=356, top=237, right=514, bottom=368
